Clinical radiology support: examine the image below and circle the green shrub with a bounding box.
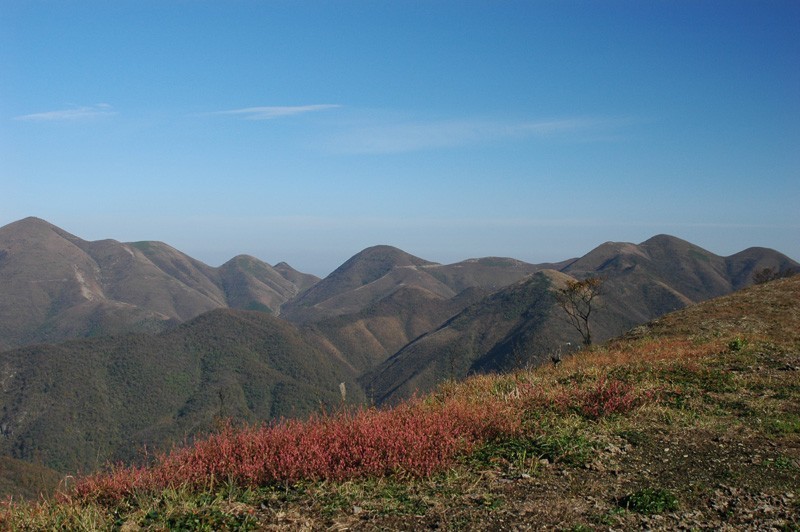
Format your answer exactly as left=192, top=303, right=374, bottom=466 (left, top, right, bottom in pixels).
left=619, top=487, right=678, bottom=514
left=728, top=337, right=748, bottom=352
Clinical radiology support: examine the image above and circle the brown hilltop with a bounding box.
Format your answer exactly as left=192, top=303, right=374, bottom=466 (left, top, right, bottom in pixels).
left=0, top=217, right=316, bottom=349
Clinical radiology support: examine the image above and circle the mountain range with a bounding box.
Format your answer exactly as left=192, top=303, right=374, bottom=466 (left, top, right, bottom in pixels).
left=0, top=217, right=797, bottom=493
left=0, top=217, right=318, bottom=351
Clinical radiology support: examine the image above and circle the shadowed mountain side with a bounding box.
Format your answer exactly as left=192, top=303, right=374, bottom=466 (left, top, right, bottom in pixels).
left=302, top=286, right=490, bottom=375
left=13, top=300, right=179, bottom=351
left=360, top=271, right=581, bottom=404
left=0, top=309, right=362, bottom=475
left=724, top=246, right=798, bottom=288
left=620, top=273, right=800, bottom=344
left=0, top=218, right=314, bottom=349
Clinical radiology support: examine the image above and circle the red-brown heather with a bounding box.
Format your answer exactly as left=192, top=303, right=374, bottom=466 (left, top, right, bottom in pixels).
left=68, top=395, right=526, bottom=504
left=66, top=368, right=664, bottom=506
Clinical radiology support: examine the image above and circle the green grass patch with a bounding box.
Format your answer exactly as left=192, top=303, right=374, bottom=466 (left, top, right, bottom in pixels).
left=764, top=414, right=800, bottom=435
left=618, top=487, right=678, bottom=514
left=727, top=336, right=748, bottom=352
left=313, top=478, right=430, bottom=518
left=660, top=364, right=738, bottom=394
left=769, top=456, right=797, bottom=471
left=616, top=428, right=648, bottom=446
left=143, top=505, right=258, bottom=531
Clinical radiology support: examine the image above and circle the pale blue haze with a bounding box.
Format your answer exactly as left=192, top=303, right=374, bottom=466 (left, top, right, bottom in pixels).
left=2, top=1, right=798, bottom=275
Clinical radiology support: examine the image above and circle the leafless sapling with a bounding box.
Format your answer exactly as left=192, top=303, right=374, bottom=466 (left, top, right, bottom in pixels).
left=556, top=277, right=603, bottom=347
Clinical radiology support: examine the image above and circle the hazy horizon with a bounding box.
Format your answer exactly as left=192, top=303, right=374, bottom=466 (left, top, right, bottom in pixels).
left=3, top=1, right=798, bottom=276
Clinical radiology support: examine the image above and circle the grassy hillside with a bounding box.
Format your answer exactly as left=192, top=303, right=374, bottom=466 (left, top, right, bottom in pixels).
left=0, top=458, right=60, bottom=501
left=0, top=310, right=363, bottom=476
left=3, top=275, right=798, bottom=529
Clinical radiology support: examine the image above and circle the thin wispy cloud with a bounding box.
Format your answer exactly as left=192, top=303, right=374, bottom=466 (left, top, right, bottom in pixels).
left=14, top=103, right=116, bottom=122
left=325, top=116, right=628, bottom=154
left=211, top=104, right=341, bottom=120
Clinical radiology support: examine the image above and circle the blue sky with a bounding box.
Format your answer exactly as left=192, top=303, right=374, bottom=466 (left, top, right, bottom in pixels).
left=2, top=1, right=798, bottom=276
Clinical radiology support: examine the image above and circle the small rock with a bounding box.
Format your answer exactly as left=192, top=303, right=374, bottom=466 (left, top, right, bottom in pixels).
left=353, top=506, right=363, bottom=515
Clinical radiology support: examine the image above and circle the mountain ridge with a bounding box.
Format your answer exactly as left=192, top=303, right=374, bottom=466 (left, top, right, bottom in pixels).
left=0, top=217, right=319, bottom=350
left=4, top=218, right=795, bottom=352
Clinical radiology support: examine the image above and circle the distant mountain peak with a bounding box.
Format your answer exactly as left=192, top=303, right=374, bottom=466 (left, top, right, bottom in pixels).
left=1, top=216, right=61, bottom=237
left=325, top=245, right=435, bottom=285
left=223, top=254, right=263, bottom=265
left=279, top=245, right=446, bottom=323
left=640, top=233, right=698, bottom=249
left=348, top=245, right=436, bottom=266
left=462, top=257, right=529, bottom=267
left=12, top=216, right=53, bottom=227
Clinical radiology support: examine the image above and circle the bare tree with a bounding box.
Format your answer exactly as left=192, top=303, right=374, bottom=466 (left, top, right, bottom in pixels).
left=556, top=277, right=603, bottom=347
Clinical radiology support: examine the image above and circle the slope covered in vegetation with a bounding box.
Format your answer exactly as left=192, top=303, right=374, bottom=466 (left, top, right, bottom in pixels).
left=2, top=276, right=798, bottom=530
left=0, top=309, right=363, bottom=477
